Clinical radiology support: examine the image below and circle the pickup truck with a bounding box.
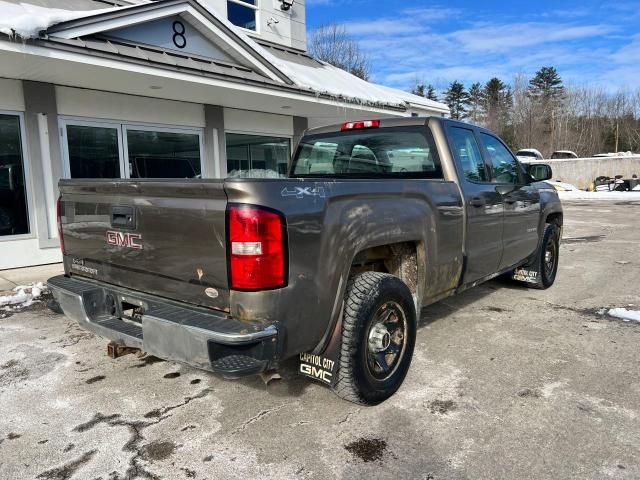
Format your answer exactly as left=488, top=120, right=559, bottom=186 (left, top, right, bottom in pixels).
left=48, top=117, right=563, bottom=405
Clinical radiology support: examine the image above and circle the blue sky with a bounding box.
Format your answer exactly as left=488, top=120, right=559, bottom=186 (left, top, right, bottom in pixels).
left=305, top=0, right=640, bottom=93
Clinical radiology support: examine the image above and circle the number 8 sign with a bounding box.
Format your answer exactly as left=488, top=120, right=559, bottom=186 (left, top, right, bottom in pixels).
left=173, top=21, right=186, bottom=49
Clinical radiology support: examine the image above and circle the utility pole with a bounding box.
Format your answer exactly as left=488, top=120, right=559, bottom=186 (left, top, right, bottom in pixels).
left=615, top=121, right=619, bottom=153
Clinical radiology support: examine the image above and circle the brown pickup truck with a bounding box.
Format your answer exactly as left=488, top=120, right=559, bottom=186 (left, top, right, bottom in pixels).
left=49, top=117, right=562, bottom=405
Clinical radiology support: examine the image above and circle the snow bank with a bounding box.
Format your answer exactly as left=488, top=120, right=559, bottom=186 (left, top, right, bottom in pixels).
left=0, top=1, right=120, bottom=38
left=608, top=308, right=640, bottom=323
left=0, top=282, right=48, bottom=309
left=558, top=190, right=640, bottom=201
left=547, top=181, right=581, bottom=192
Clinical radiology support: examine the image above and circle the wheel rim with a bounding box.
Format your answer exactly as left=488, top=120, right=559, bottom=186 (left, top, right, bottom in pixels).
left=365, top=301, right=408, bottom=381
left=544, top=236, right=557, bottom=279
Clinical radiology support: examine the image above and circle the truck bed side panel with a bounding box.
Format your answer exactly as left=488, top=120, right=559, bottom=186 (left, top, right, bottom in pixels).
left=224, top=178, right=464, bottom=358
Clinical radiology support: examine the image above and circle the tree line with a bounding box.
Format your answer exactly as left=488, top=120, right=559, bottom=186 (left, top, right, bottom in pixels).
left=413, top=67, right=640, bottom=157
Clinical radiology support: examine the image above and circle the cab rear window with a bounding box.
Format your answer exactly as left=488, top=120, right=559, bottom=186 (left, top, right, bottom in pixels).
left=291, top=126, right=443, bottom=179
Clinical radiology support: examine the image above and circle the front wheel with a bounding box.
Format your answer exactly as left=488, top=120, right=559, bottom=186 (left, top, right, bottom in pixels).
left=512, top=223, right=560, bottom=289
left=332, top=272, right=417, bottom=405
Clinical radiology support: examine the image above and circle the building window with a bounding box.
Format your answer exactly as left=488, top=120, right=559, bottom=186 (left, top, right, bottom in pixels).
left=65, top=124, right=122, bottom=179
left=0, top=113, right=29, bottom=237
left=226, top=134, right=290, bottom=177
left=126, top=128, right=201, bottom=179
left=61, top=119, right=203, bottom=179
left=227, top=0, right=258, bottom=31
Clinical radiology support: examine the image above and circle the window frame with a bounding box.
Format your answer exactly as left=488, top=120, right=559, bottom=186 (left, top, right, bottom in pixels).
left=59, top=116, right=205, bottom=180
left=478, top=132, right=526, bottom=185
left=224, top=130, right=292, bottom=177
left=0, top=110, right=35, bottom=242
left=227, top=0, right=260, bottom=34
left=445, top=124, right=493, bottom=185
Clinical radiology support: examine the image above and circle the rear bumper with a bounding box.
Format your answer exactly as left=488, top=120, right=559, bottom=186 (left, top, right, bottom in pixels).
left=47, top=275, right=281, bottom=377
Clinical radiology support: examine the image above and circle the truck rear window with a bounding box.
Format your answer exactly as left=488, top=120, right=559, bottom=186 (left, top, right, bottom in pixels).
left=290, top=126, right=443, bottom=179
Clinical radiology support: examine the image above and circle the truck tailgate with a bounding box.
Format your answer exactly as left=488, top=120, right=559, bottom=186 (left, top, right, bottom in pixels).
left=59, top=180, right=229, bottom=312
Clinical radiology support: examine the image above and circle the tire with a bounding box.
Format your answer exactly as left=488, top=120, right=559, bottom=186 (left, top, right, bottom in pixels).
left=513, top=223, right=560, bottom=290
left=332, top=272, right=417, bottom=405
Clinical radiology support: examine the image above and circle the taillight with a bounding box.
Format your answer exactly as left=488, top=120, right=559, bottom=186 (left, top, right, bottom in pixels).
left=56, top=196, right=65, bottom=254
left=341, top=120, right=380, bottom=131
left=228, top=205, right=287, bottom=291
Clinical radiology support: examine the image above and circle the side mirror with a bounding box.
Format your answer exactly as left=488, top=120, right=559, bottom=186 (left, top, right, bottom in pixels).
left=527, top=163, right=553, bottom=182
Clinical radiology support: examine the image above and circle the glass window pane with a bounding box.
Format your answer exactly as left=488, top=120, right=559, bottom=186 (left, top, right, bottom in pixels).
left=449, top=127, right=488, bottom=182
left=227, top=1, right=256, bottom=30
left=226, top=134, right=290, bottom=178
left=480, top=133, right=521, bottom=184
left=67, top=125, right=121, bottom=179
left=127, top=130, right=201, bottom=179
left=292, top=127, right=442, bottom=179
left=0, top=114, right=29, bottom=236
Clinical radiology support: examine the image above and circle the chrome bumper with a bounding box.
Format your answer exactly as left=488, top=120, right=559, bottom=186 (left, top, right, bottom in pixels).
left=47, top=275, right=280, bottom=377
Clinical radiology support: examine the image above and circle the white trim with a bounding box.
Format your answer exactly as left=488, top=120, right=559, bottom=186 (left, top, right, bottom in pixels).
left=122, top=122, right=204, bottom=179
left=227, top=0, right=260, bottom=35
left=59, top=117, right=125, bottom=179
left=0, top=42, right=403, bottom=116
left=50, top=3, right=282, bottom=83
left=0, top=110, right=36, bottom=243
left=37, top=114, right=58, bottom=239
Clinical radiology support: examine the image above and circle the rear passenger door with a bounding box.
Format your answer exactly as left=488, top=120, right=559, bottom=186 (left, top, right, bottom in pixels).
left=446, top=124, right=504, bottom=284
left=478, top=133, right=541, bottom=270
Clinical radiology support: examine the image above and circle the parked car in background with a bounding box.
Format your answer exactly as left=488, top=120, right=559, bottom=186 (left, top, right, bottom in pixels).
left=516, top=148, right=544, bottom=161
left=550, top=150, right=578, bottom=159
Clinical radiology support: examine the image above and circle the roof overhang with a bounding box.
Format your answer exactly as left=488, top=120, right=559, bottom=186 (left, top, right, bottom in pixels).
left=45, top=0, right=292, bottom=84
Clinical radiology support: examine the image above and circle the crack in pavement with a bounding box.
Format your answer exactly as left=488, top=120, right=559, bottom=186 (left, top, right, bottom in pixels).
left=68, top=388, right=213, bottom=480
left=232, top=402, right=294, bottom=434
left=36, top=449, right=98, bottom=480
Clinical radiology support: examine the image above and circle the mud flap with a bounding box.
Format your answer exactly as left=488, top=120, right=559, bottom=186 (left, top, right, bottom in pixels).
left=512, top=267, right=540, bottom=284
left=299, top=312, right=343, bottom=387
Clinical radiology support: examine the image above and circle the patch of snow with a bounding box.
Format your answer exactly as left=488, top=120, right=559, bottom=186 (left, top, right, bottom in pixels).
left=558, top=190, right=640, bottom=201
left=0, top=282, right=48, bottom=309
left=0, top=1, right=124, bottom=38
left=547, top=181, right=580, bottom=192
left=608, top=308, right=640, bottom=323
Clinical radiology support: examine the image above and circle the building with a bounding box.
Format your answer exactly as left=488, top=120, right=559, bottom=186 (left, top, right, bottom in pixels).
left=0, top=0, right=449, bottom=270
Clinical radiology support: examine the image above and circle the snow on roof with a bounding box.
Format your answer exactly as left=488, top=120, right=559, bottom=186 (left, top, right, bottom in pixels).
left=0, top=1, right=120, bottom=38
left=0, top=0, right=450, bottom=113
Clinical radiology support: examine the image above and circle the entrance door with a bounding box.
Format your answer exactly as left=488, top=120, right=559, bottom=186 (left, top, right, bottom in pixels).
left=446, top=124, right=504, bottom=284
left=0, top=113, right=30, bottom=238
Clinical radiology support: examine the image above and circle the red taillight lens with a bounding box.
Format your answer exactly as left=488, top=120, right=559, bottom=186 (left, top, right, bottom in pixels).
left=56, top=196, right=65, bottom=254
left=341, top=120, right=380, bottom=131
left=228, top=205, right=287, bottom=291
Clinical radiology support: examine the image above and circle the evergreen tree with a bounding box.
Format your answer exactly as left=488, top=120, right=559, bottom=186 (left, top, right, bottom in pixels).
left=468, top=82, right=483, bottom=123
left=426, top=84, right=439, bottom=101
left=528, top=66, right=564, bottom=99
left=444, top=81, right=470, bottom=119
left=411, top=83, right=426, bottom=97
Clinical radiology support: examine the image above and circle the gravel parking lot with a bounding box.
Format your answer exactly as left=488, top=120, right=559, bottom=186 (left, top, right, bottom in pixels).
left=0, top=200, right=638, bottom=480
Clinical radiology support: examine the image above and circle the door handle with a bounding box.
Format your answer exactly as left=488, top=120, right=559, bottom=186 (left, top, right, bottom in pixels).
left=469, top=197, right=486, bottom=207
left=111, top=206, right=136, bottom=229
left=504, top=196, right=517, bottom=205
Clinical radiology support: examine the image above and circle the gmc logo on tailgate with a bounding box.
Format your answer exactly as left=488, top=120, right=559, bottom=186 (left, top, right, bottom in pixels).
left=106, top=230, right=143, bottom=250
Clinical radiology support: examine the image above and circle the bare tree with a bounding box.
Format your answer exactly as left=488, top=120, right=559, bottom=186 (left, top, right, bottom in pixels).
left=309, top=23, right=371, bottom=81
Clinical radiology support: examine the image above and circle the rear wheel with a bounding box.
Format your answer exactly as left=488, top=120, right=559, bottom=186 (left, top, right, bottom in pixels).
left=513, top=223, right=560, bottom=289
left=332, top=272, right=416, bottom=405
